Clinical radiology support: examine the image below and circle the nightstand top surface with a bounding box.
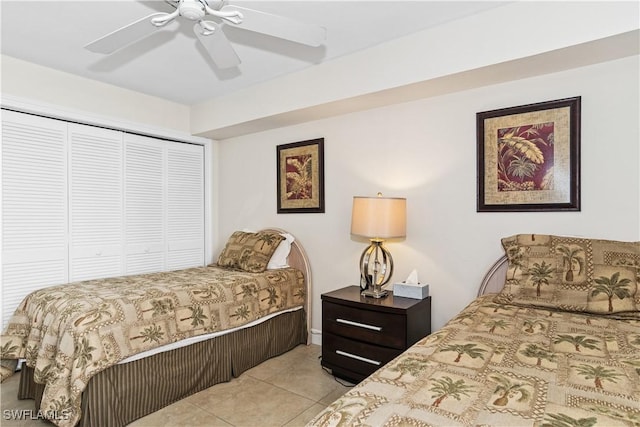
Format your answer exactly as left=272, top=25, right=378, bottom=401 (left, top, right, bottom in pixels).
left=322, top=286, right=430, bottom=311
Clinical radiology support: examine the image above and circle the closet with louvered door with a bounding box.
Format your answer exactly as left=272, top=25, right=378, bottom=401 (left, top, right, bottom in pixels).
left=1, top=110, right=206, bottom=329
left=166, top=142, right=204, bottom=270
left=1, top=111, right=69, bottom=328
left=69, top=124, right=124, bottom=282
left=124, top=133, right=165, bottom=275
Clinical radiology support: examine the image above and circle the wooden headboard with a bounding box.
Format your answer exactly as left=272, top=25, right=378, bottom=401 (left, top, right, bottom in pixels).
left=262, top=228, right=312, bottom=344
left=477, top=255, right=508, bottom=296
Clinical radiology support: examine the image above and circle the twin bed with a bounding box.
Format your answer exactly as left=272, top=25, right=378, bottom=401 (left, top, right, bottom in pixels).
left=1, top=228, right=312, bottom=427
left=310, top=234, right=640, bottom=426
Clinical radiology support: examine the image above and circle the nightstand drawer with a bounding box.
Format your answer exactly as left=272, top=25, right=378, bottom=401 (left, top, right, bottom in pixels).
left=322, top=333, right=401, bottom=380
left=323, top=301, right=405, bottom=349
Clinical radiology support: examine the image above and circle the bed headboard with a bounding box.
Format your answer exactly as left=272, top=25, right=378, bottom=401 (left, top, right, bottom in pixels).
left=261, top=228, right=312, bottom=344
left=477, top=255, right=508, bottom=296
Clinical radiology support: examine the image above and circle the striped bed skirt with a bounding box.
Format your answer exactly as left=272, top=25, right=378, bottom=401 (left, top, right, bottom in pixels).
left=18, top=309, right=307, bottom=427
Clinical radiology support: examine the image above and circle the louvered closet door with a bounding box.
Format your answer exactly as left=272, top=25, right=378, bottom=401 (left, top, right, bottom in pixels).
left=69, top=124, right=124, bottom=281
left=124, top=134, right=166, bottom=274
left=166, top=142, right=204, bottom=270
left=1, top=111, right=68, bottom=328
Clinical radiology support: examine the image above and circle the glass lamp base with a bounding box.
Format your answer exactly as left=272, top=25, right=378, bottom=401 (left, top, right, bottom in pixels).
left=358, top=240, right=393, bottom=299
left=361, top=287, right=388, bottom=298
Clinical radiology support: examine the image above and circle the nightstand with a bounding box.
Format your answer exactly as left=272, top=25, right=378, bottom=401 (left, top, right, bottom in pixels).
left=321, top=286, right=431, bottom=383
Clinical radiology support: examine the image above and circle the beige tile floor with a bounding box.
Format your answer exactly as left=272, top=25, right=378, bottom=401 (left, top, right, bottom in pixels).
left=1, top=344, right=353, bottom=427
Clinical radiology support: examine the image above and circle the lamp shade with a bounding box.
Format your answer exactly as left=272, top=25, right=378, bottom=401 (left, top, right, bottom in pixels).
left=351, top=195, right=406, bottom=240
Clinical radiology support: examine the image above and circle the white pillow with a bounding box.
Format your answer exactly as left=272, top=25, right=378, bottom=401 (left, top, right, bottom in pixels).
left=267, top=232, right=295, bottom=269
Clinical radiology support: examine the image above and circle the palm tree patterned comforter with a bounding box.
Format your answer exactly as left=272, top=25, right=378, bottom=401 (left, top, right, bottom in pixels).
left=0, top=265, right=305, bottom=427
left=308, top=294, right=640, bottom=427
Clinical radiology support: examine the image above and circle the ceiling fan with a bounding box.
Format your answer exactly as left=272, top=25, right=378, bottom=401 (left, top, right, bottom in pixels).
left=85, top=0, right=327, bottom=69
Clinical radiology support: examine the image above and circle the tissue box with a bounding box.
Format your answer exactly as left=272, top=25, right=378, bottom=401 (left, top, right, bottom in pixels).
left=393, top=282, right=429, bottom=299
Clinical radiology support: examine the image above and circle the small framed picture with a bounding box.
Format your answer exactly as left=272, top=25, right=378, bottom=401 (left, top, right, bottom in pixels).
left=277, top=138, right=325, bottom=213
left=477, top=97, right=581, bottom=212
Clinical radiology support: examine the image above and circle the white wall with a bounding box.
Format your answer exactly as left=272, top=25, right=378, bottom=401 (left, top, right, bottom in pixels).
left=1, top=55, right=191, bottom=134
left=215, top=55, right=640, bottom=343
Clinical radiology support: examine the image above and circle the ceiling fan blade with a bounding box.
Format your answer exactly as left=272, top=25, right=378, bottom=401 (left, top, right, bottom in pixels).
left=84, top=13, right=167, bottom=54
left=221, top=5, right=326, bottom=47
left=193, top=22, right=241, bottom=69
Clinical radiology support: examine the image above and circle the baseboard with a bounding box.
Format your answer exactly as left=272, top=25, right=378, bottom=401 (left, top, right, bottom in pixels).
left=310, top=328, right=322, bottom=346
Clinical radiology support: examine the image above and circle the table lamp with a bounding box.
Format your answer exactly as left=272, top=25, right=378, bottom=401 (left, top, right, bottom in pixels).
left=350, top=193, right=406, bottom=298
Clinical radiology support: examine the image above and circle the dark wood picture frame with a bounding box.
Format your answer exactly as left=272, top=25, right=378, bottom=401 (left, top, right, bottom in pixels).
left=277, top=138, right=325, bottom=214
left=477, top=96, right=581, bottom=212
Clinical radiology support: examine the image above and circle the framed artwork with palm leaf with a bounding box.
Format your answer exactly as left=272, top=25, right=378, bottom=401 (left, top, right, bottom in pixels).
left=277, top=138, right=325, bottom=213
left=477, top=97, right=581, bottom=212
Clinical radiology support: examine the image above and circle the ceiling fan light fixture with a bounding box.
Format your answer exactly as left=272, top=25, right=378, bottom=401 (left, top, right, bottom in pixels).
left=179, top=0, right=206, bottom=21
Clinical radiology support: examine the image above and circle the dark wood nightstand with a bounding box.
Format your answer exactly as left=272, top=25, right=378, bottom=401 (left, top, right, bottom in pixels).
left=321, top=286, right=431, bottom=383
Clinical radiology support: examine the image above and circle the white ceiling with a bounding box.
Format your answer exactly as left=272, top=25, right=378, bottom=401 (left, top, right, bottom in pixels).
left=1, top=1, right=508, bottom=105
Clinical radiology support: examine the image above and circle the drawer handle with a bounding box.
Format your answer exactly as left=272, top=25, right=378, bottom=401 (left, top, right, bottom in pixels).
left=336, top=318, right=382, bottom=331
left=336, top=350, right=381, bottom=366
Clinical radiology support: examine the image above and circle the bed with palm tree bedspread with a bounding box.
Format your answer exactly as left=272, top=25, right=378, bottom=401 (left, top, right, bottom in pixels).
left=0, top=229, right=312, bottom=427
left=309, top=234, right=640, bottom=427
